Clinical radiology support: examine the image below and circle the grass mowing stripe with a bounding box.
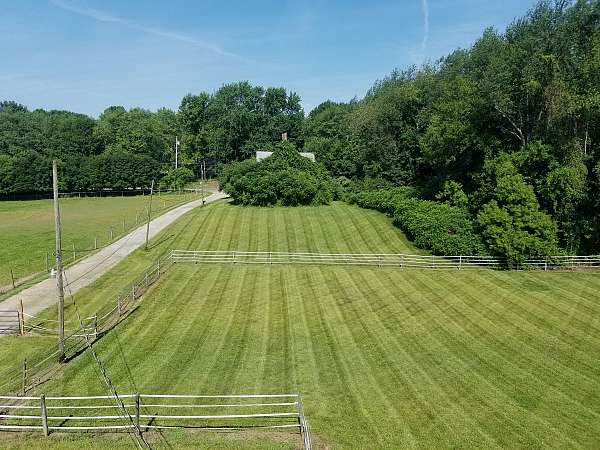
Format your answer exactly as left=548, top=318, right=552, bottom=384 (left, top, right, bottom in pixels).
left=350, top=268, right=500, bottom=448
left=408, top=271, right=582, bottom=448
left=435, top=271, right=600, bottom=426
left=296, top=267, right=378, bottom=448
left=478, top=271, right=600, bottom=351
left=337, top=204, right=381, bottom=254
left=403, top=274, right=554, bottom=448
left=390, top=270, right=545, bottom=447
left=148, top=265, right=222, bottom=392
left=210, top=267, right=257, bottom=394
left=177, top=265, right=238, bottom=392
left=309, top=267, right=390, bottom=447
left=329, top=268, right=442, bottom=448
left=200, top=265, right=249, bottom=393
left=444, top=272, right=600, bottom=383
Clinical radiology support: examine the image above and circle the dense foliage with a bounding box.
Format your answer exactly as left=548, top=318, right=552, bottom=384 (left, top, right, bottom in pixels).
left=2, top=1, right=599, bottom=260
left=306, top=1, right=600, bottom=257
left=219, top=142, right=338, bottom=206
left=349, top=189, right=485, bottom=256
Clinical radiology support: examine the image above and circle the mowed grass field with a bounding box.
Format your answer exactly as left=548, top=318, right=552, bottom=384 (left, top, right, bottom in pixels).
left=0, top=192, right=199, bottom=289
left=2, top=200, right=600, bottom=449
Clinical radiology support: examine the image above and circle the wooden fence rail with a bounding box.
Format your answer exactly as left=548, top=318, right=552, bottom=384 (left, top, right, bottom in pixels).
left=171, top=250, right=600, bottom=270
left=0, top=252, right=174, bottom=393
left=0, top=393, right=311, bottom=448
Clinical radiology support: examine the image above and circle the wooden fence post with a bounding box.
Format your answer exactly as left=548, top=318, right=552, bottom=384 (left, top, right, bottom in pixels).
left=132, top=284, right=136, bottom=300
left=19, top=299, right=24, bottom=336
left=72, top=243, right=76, bottom=262
left=135, top=392, right=141, bottom=431
left=10, top=268, right=15, bottom=289
left=122, top=219, right=126, bottom=232
left=40, top=394, right=49, bottom=436
left=157, top=259, right=161, bottom=277
left=110, top=227, right=114, bottom=241
left=22, top=358, right=27, bottom=395
left=93, top=315, right=98, bottom=340
left=459, top=256, right=462, bottom=270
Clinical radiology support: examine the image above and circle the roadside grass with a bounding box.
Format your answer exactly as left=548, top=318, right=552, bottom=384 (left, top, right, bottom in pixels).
left=2, top=200, right=600, bottom=448
left=0, top=192, right=201, bottom=289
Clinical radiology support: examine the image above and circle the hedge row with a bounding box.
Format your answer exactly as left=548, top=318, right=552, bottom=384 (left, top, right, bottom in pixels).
left=348, top=188, right=485, bottom=256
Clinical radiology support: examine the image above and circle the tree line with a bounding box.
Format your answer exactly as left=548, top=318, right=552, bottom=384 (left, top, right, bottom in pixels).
left=1, top=0, right=599, bottom=258
left=304, top=0, right=600, bottom=257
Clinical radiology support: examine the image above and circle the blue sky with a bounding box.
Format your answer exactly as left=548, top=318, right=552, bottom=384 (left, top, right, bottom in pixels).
left=1, top=0, right=539, bottom=116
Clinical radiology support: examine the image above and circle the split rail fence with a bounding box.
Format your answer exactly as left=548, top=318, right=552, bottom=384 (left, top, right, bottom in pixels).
left=171, top=250, right=600, bottom=270
left=0, top=252, right=174, bottom=394
left=0, top=393, right=311, bottom=449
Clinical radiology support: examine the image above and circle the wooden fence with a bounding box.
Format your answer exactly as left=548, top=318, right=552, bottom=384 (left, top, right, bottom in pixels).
left=0, top=252, right=174, bottom=394
left=0, top=393, right=311, bottom=449
left=0, top=311, right=22, bottom=336
left=171, top=250, right=600, bottom=270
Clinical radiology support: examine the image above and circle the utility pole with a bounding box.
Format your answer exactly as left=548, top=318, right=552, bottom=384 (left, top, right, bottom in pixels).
left=201, top=160, right=205, bottom=205
left=175, top=136, right=180, bottom=169
left=145, top=180, right=154, bottom=251
left=52, top=160, right=65, bottom=362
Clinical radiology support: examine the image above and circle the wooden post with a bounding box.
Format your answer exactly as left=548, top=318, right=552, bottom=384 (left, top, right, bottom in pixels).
left=122, top=218, right=126, bottom=232
left=459, top=256, right=462, bottom=270
left=22, top=359, right=27, bottom=394
left=132, top=284, right=136, bottom=300
left=19, top=299, right=24, bottom=336
left=72, top=243, right=76, bottom=262
left=110, top=227, right=114, bottom=241
left=135, top=213, right=139, bottom=225
left=145, top=180, right=155, bottom=251
left=135, top=392, right=141, bottom=431
left=40, top=394, right=49, bottom=436
left=52, top=160, right=65, bottom=363
left=10, top=268, right=15, bottom=289
left=157, top=259, right=161, bottom=277
left=93, top=315, right=98, bottom=340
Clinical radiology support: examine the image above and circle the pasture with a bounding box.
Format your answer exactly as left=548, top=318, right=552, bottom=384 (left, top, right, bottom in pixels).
left=1, top=200, right=600, bottom=448
left=0, top=192, right=199, bottom=291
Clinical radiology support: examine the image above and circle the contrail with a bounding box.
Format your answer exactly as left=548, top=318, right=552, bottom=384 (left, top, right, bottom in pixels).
left=421, top=0, right=429, bottom=52
left=49, top=0, right=238, bottom=59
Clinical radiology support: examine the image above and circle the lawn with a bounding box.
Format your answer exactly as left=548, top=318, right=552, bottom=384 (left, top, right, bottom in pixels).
left=0, top=191, right=201, bottom=290
left=1, top=200, right=600, bottom=448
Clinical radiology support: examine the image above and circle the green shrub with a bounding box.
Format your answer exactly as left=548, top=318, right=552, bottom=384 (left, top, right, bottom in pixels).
left=349, top=188, right=484, bottom=255
left=219, top=142, right=338, bottom=206
left=159, top=167, right=194, bottom=190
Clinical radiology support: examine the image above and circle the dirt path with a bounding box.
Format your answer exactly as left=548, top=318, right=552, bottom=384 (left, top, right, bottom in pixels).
left=0, top=190, right=228, bottom=322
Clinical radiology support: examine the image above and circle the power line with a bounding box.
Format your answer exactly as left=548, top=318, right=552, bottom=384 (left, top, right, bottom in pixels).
left=62, top=271, right=151, bottom=449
